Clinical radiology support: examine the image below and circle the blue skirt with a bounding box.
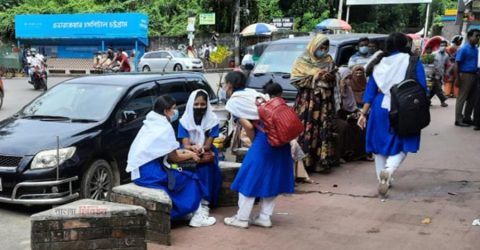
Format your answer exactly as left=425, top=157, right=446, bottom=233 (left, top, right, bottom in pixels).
left=196, top=146, right=222, bottom=206
left=133, top=159, right=206, bottom=220
left=231, top=129, right=295, bottom=197
left=366, top=93, right=421, bottom=155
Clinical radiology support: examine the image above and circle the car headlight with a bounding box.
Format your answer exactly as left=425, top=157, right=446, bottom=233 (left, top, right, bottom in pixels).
left=31, top=147, right=76, bottom=169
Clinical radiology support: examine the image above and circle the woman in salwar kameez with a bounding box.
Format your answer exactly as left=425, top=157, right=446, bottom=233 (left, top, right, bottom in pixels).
left=291, top=34, right=338, bottom=173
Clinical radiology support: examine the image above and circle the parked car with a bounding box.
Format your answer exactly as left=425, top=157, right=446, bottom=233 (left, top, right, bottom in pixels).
left=247, top=33, right=388, bottom=101
left=0, top=73, right=217, bottom=205
left=139, top=50, right=204, bottom=72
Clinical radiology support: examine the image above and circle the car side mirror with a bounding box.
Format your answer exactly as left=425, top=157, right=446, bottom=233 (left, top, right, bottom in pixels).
left=166, top=55, right=172, bottom=60
left=122, top=110, right=137, bottom=123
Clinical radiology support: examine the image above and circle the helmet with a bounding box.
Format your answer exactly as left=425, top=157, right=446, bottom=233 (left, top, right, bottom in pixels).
left=30, top=48, right=37, bottom=55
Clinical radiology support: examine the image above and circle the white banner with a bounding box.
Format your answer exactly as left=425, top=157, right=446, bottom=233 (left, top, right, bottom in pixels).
left=347, top=0, right=432, bottom=5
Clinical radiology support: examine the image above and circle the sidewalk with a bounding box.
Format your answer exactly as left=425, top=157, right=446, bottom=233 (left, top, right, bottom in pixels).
left=150, top=98, right=479, bottom=250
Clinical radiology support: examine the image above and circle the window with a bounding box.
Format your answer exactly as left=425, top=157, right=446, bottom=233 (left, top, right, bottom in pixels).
left=157, top=79, right=189, bottom=106
left=186, top=78, right=217, bottom=102
left=119, top=88, right=156, bottom=123
left=159, top=52, right=170, bottom=59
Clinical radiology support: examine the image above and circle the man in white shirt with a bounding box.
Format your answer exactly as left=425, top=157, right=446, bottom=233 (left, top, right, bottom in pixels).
left=27, top=48, right=46, bottom=82
left=241, top=48, right=254, bottom=70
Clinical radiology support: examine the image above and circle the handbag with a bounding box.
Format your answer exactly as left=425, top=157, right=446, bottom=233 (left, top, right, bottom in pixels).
left=198, top=148, right=215, bottom=164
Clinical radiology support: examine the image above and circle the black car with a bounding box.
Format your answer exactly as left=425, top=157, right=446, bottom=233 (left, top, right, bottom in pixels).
left=0, top=73, right=217, bottom=205
left=247, top=33, right=388, bottom=101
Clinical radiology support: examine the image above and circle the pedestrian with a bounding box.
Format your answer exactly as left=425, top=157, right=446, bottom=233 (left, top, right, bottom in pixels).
left=223, top=71, right=295, bottom=229
left=430, top=40, right=449, bottom=107
left=454, top=29, right=480, bottom=127
left=126, top=95, right=216, bottom=227
left=333, top=67, right=369, bottom=162
left=348, top=37, right=372, bottom=68
left=444, top=36, right=463, bottom=98
left=291, top=33, right=338, bottom=173
left=241, top=48, right=254, bottom=70
left=178, top=89, right=223, bottom=215
left=351, top=65, right=368, bottom=107
left=357, top=32, right=427, bottom=196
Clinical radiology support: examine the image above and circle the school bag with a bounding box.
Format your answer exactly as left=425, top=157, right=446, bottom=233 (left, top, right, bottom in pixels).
left=256, top=97, right=304, bottom=147
left=389, top=56, right=430, bottom=136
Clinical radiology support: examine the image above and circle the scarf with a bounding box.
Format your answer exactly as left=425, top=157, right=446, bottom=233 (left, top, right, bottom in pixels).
left=372, top=52, right=410, bottom=111
left=225, top=88, right=266, bottom=120
left=126, top=111, right=179, bottom=180
left=338, top=67, right=357, bottom=112
left=351, top=65, right=367, bottom=104
left=291, top=34, right=335, bottom=87
left=179, top=89, right=219, bottom=146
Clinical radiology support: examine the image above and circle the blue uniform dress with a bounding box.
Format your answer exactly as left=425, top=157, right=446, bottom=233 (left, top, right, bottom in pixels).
left=363, top=57, right=427, bottom=156
left=134, top=159, right=206, bottom=220
left=178, top=123, right=223, bottom=206
left=231, top=125, right=295, bottom=197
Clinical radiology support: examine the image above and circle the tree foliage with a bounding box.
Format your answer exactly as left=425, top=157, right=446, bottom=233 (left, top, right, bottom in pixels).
left=0, top=0, right=458, bottom=41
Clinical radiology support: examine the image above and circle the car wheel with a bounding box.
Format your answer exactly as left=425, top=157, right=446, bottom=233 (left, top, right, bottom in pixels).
left=142, top=65, right=151, bottom=72
left=81, top=159, right=115, bottom=201
left=173, top=64, right=183, bottom=71
left=0, top=91, right=3, bottom=110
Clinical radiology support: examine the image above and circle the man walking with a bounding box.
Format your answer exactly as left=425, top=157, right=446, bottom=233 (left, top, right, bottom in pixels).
left=454, top=29, right=480, bottom=127
left=430, top=41, right=449, bottom=107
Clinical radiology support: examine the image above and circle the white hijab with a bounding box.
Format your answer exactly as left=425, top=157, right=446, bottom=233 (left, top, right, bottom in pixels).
left=225, top=88, right=266, bottom=120
left=179, top=89, right=219, bottom=146
left=126, top=111, right=179, bottom=180
left=372, top=52, right=410, bottom=111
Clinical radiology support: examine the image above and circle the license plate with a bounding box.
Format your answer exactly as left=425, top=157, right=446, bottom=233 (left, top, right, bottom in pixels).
left=0, top=177, right=2, bottom=192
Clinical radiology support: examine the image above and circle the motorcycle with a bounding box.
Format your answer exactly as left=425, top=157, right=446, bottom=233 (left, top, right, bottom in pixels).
left=29, top=61, right=48, bottom=91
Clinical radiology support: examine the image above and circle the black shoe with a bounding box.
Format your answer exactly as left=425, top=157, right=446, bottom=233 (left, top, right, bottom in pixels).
left=463, top=119, right=473, bottom=125
left=441, top=102, right=448, bottom=107
left=455, top=121, right=470, bottom=127
left=474, top=126, right=480, bottom=131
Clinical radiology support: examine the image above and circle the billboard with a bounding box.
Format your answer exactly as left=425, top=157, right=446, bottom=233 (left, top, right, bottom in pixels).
left=15, top=13, right=148, bottom=44
left=347, top=0, right=431, bottom=5
left=199, top=13, right=215, bottom=25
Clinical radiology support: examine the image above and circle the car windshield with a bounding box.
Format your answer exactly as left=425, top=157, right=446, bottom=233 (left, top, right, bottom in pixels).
left=253, top=43, right=307, bottom=74
left=171, top=51, right=188, bottom=58
left=21, top=83, right=126, bottom=121
left=253, top=42, right=337, bottom=74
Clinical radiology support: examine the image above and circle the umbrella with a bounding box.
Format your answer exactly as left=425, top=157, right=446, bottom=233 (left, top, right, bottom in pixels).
left=316, top=19, right=352, bottom=31
left=240, top=23, right=278, bottom=37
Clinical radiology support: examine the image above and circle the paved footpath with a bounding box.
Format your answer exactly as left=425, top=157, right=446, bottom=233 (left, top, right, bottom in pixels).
left=149, top=98, right=479, bottom=250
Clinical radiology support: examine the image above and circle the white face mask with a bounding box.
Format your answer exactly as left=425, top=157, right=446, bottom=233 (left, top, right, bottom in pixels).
left=439, top=46, right=446, bottom=52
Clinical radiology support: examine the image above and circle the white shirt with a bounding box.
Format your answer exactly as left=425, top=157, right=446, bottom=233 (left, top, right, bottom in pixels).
left=28, top=54, right=44, bottom=67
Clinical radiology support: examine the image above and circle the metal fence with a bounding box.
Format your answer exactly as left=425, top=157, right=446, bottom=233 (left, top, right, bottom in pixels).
left=0, top=45, right=22, bottom=78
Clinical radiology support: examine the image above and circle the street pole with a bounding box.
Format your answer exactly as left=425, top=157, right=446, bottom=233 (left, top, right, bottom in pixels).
left=234, top=0, right=241, bottom=67
left=346, top=5, right=351, bottom=23
left=423, top=3, right=431, bottom=38
left=338, top=0, right=344, bottom=20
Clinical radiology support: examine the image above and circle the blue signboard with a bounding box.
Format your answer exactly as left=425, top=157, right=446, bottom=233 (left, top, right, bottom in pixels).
left=15, top=13, right=148, bottom=45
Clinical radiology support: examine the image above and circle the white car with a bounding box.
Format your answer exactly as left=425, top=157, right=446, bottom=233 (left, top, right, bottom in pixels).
left=139, top=50, right=204, bottom=72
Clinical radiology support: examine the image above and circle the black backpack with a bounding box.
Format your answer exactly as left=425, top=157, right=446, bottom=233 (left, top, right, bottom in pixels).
left=389, top=56, right=430, bottom=136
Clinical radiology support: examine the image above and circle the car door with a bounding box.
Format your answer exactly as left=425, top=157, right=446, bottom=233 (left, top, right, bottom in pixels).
left=107, top=82, right=157, bottom=181
left=148, top=52, right=163, bottom=71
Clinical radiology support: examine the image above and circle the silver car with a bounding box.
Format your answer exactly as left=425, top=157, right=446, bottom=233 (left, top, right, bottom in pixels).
left=138, top=50, right=204, bottom=72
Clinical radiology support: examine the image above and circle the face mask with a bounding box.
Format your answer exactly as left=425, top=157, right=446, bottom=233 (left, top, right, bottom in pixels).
left=439, top=46, right=446, bottom=52
left=169, top=109, right=179, bottom=123
left=315, top=50, right=325, bottom=58
left=193, top=107, right=207, bottom=117
left=359, top=46, right=369, bottom=55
